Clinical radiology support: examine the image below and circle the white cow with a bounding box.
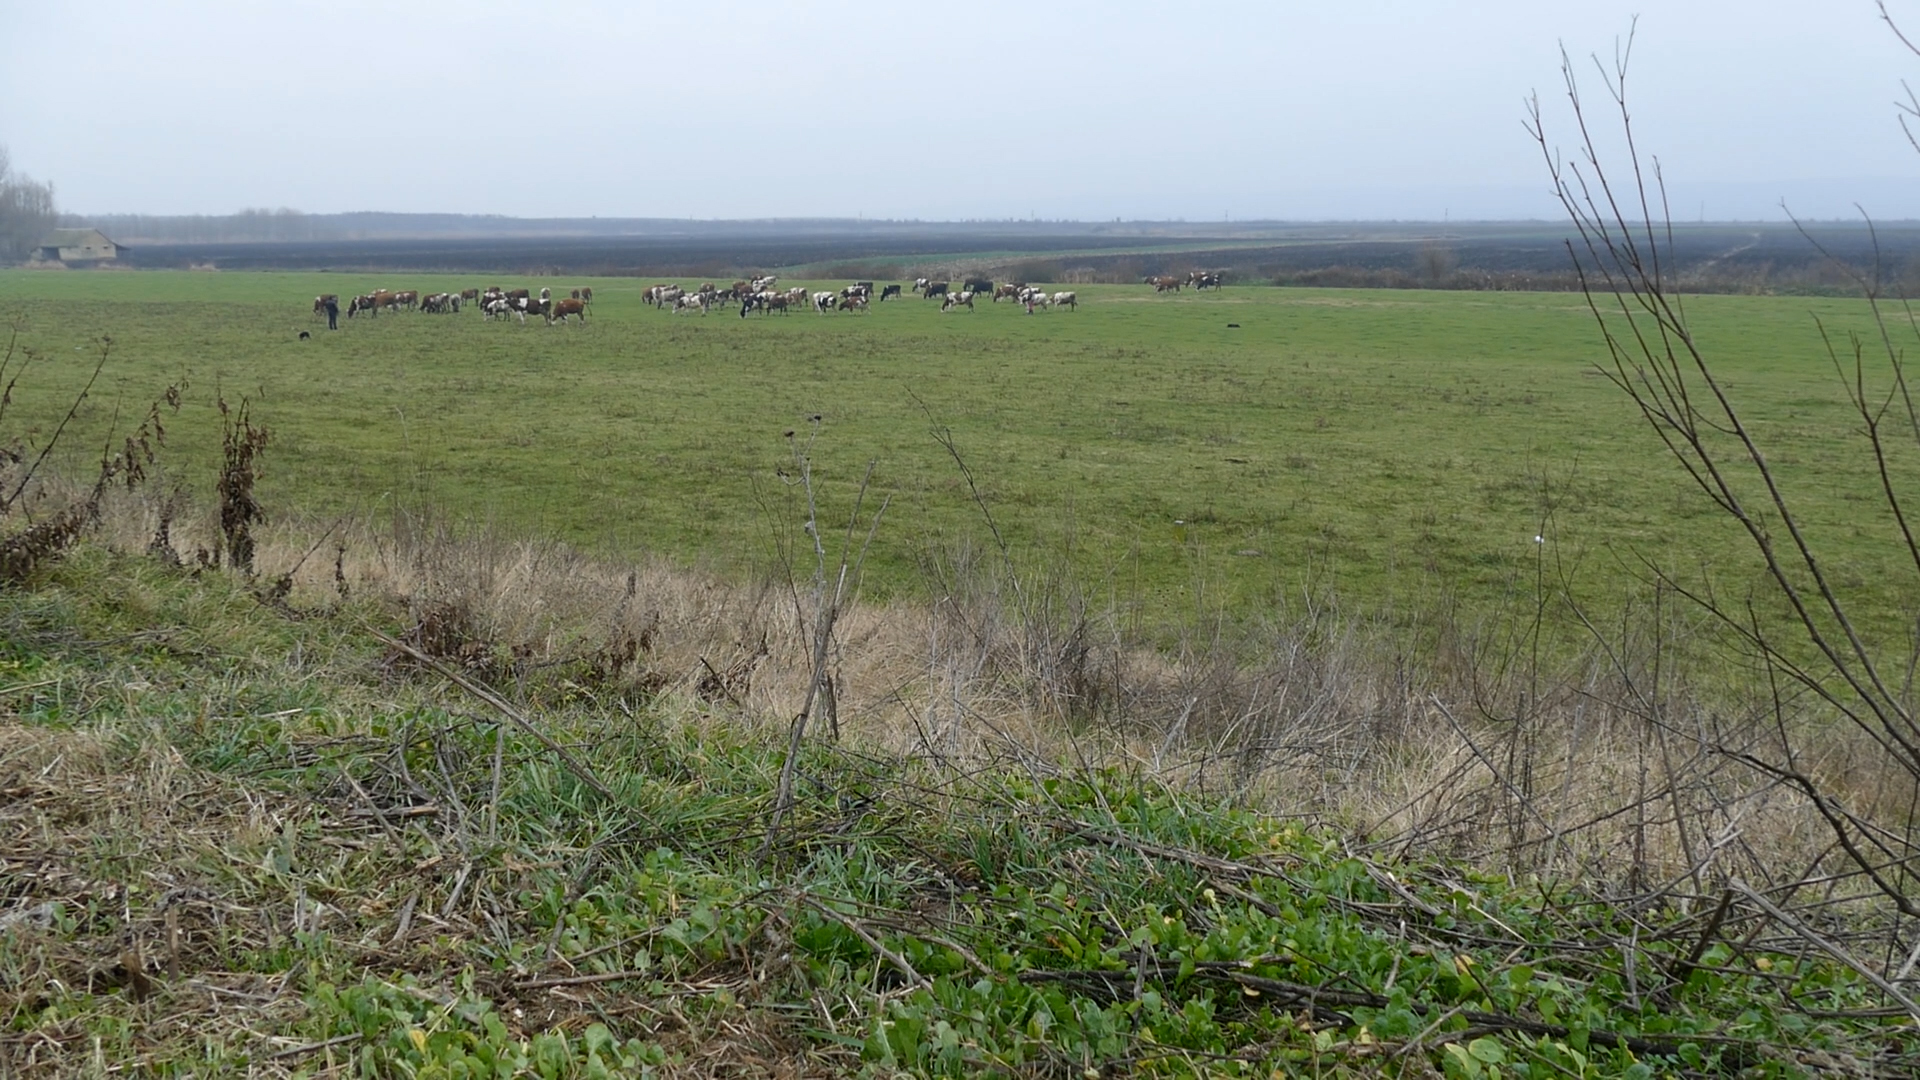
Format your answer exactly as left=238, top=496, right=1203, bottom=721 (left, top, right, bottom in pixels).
left=1051, top=291, right=1077, bottom=310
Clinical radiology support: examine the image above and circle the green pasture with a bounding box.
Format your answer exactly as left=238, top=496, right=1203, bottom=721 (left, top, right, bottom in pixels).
left=2, top=269, right=1914, bottom=636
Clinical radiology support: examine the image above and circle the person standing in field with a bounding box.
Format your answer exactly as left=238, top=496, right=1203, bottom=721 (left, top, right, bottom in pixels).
left=324, top=295, right=339, bottom=330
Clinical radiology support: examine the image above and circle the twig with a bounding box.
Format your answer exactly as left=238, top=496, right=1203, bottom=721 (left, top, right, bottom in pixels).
left=1729, top=879, right=1920, bottom=1021
left=268, top=1032, right=361, bottom=1060
left=371, top=629, right=613, bottom=800
left=797, top=894, right=929, bottom=990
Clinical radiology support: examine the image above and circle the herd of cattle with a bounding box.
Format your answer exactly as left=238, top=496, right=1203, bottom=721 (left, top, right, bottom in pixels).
left=1146, top=270, right=1226, bottom=292
left=308, top=270, right=1224, bottom=326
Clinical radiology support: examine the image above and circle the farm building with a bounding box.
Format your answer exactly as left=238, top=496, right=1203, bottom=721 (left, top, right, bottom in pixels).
left=35, top=228, right=122, bottom=264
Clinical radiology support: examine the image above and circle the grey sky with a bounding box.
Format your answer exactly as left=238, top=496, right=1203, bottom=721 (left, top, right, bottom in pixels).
left=2, top=1, right=1916, bottom=221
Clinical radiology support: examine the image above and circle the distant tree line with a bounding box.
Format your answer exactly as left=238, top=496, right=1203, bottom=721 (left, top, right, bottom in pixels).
left=72, top=207, right=336, bottom=245
left=0, top=146, right=57, bottom=263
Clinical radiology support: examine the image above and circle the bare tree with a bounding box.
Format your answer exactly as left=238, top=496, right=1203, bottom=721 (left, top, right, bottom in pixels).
left=1525, top=22, right=1920, bottom=922
left=0, top=146, right=57, bottom=263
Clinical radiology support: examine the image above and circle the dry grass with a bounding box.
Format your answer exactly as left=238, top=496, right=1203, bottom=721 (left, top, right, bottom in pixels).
left=79, top=484, right=1905, bottom=911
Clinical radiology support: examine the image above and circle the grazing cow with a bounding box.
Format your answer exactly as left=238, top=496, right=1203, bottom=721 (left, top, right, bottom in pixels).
left=838, top=293, right=869, bottom=313
left=548, top=298, right=589, bottom=323
left=1188, top=270, right=1222, bottom=290
left=963, top=276, right=993, bottom=295
left=312, top=294, right=337, bottom=317
left=483, top=297, right=512, bottom=320
left=941, top=290, right=975, bottom=311
left=1051, top=291, right=1077, bottom=310
left=506, top=288, right=531, bottom=302
left=1149, top=275, right=1182, bottom=292
left=912, top=278, right=930, bottom=294
left=672, top=293, right=707, bottom=316
left=813, top=291, right=837, bottom=313
left=654, top=286, right=685, bottom=309
left=923, top=281, right=949, bottom=299
left=879, top=284, right=902, bottom=301
left=347, top=290, right=399, bottom=318
left=741, top=291, right=789, bottom=316
left=460, top=288, right=481, bottom=304
left=992, top=284, right=1020, bottom=302
left=785, top=286, right=809, bottom=309
left=393, top=290, right=419, bottom=310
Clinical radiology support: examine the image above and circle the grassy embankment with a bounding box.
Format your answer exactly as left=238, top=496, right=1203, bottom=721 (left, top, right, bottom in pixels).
left=1, top=541, right=1914, bottom=1076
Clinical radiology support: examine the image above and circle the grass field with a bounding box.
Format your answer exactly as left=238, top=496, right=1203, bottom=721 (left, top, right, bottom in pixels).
left=2, top=269, right=1913, bottom=638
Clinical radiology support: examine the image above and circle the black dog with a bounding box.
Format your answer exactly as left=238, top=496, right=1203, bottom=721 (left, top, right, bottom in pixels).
left=299, top=331, right=311, bottom=340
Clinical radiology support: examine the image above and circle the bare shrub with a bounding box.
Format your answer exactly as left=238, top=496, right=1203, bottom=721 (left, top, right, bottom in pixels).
left=0, top=326, right=181, bottom=582
left=214, top=396, right=268, bottom=575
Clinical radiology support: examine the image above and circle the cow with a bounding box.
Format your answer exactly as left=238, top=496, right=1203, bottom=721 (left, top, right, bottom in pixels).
left=312, top=294, right=338, bottom=318
left=923, top=281, right=949, bottom=299
left=672, top=293, right=706, bottom=316
left=653, top=285, right=685, bottom=309
left=1188, top=270, right=1222, bottom=290
left=993, top=284, right=1021, bottom=302
left=879, top=284, right=902, bottom=301
left=548, top=297, right=589, bottom=323
left=941, top=290, right=975, bottom=311
left=962, top=276, right=993, bottom=295
left=740, top=291, right=790, bottom=316
left=1149, top=275, right=1182, bottom=292
left=912, top=278, right=930, bottom=294
left=506, top=288, right=531, bottom=302
left=347, top=290, right=398, bottom=318
left=1051, top=291, right=1077, bottom=310
left=838, top=293, right=869, bottom=313
left=460, top=288, right=481, bottom=304
left=393, top=290, right=419, bottom=310
left=785, top=286, right=809, bottom=309
left=813, top=291, right=837, bottom=313
left=750, top=275, right=778, bottom=292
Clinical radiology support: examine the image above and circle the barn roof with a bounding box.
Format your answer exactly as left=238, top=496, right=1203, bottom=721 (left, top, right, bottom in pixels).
left=40, top=228, right=118, bottom=248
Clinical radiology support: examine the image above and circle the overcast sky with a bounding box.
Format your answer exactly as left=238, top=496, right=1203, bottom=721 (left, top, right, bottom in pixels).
left=2, top=1, right=1917, bottom=221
